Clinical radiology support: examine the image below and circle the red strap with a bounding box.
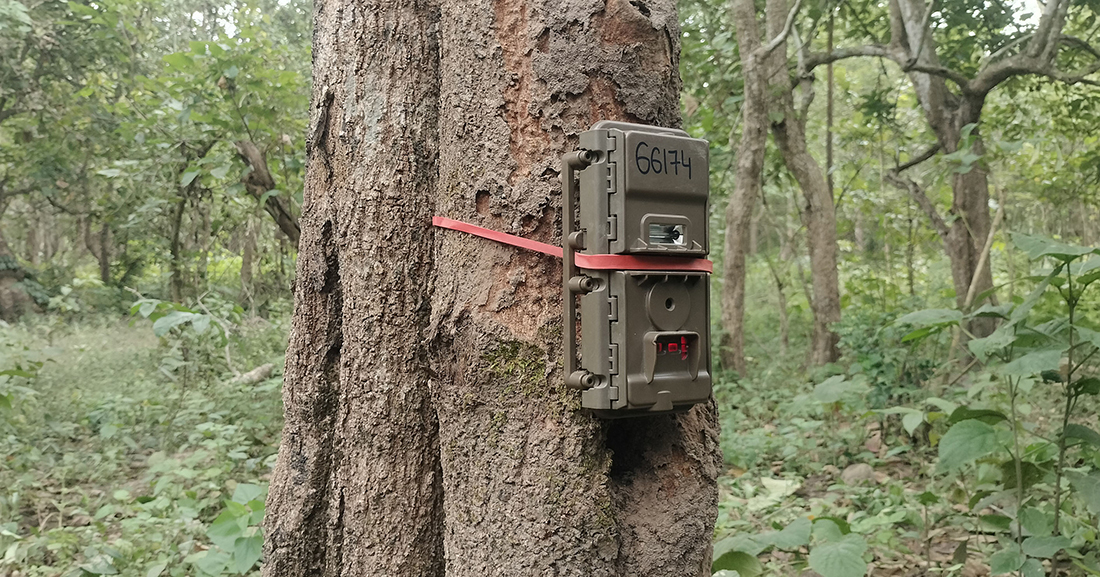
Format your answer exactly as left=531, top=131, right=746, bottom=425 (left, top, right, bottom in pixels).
left=432, top=216, right=713, bottom=273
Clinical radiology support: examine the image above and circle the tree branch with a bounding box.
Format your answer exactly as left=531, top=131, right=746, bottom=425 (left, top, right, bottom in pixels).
left=884, top=145, right=949, bottom=240
left=760, top=0, right=803, bottom=57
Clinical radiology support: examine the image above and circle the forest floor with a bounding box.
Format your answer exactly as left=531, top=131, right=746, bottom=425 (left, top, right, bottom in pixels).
left=1, top=315, right=1094, bottom=576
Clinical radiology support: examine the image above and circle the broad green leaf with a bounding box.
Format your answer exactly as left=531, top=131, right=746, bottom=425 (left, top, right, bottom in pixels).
left=1077, top=377, right=1100, bottom=395
left=713, top=534, right=768, bottom=558
left=224, top=65, right=240, bottom=79
left=1012, top=271, right=1057, bottom=322
left=1065, top=424, right=1100, bottom=448
left=895, top=309, right=962, bottom=327
left=1012, top=233, right=1097, bottom=261
left=1069, top=472, right=1100, bottom=514
left=938, top=419, right=1001, bottom=472
left=878, top=407, right=924, bottom=435
left=769, top=517, right=811, bottom=549
left=1020, top=558, right=1044, bottom=577
left=948, top=407, right=1007, bottom=425
left=207, top=511, right=244, bottom=551
left=232, top=534, right=263, bottom=574
left=152, top=311, right=199, bottom=337
left=163, top=52, right=194, bottom=70
left=145, top=561, right=168, bottom=577
left=211, top=164, right=232, bottom=179
left=808, top=530, right=867, bottom=577
left=231, top=483, right=264, bottom=504
left=180, top=170, right=201, bottom=186
left=1022, top=536, right=1070, bottom=558
left=712, top=550, right=762, bottom=576
left=79, top=557, right=119, bottom=575
left=97, top=168, right=121, bottom=178
left=192, top=550, right=230, bottom=576
left=1000, top=350, right=1062, bottom=377
left=190, top=314, right=211, bottom=335
left=990, top=547, right=1024, bottom=574
left=968, top=326, right=1017, bottom=360
left=259, top=189, right=281, bottom=205
left=1018, top=507, right=1052, bottom=538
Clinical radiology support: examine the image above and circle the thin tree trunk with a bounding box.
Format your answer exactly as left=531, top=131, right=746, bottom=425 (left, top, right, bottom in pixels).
left=98, top=222, right=110, bottom=285
left=240, top=218, right=255, bottom=306
left=169, top=195, right=186, bottom=302
left=431, top=0, right=720, bottom=573
left=721, top=0, right=769, bottom=375
left=263, top=0, right=445, bottom=575
left=766, top=0, right=841, bottom=365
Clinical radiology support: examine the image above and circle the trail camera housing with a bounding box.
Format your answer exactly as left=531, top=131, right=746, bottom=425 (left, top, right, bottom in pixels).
left=563, top=121, right=712, bottom=417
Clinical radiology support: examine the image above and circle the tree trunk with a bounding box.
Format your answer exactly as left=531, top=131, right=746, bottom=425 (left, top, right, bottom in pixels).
left=263, top=0, right=445, bottom=575
left=98, top=222, right=110, bottom=285
left=266, top=1, right=721, bottom=574
left=169, top=195, right=186, bottom=302
left=240, top=218, right=255, bottom=305
left=890, top=0, right=995, bottom=333
left=766, top=0, right=841, bottom=365
left=431, top=0, right=720, bottom=573
left=720, top=0, right=769, bottom=375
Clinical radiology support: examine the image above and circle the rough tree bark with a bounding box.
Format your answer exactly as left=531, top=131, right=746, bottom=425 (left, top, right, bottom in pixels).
left=720, top=0, right=769, bottom=374
left=430, top=0, right=720, bottom=573
left=265, top=0, right=722, bottom=574
left=262, top=0, right=445, bottom=575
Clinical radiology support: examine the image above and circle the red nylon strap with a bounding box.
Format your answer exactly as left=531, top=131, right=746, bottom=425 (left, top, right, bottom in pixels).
left=432, top=216, right=713, bottom=273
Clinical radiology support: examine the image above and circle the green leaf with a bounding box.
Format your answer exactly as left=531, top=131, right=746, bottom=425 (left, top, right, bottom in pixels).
left=1077, top=377, right=1100, bottom=395
left=232, top=534, right=263, bottom=574
left=895, top=309, right=963, bottom=328
left=1012, top=233, right=1097, bottom=261
left=79, top=557, right=118, bottom=575
left=96, top=168, right=121, bottom=178
left=258, top=189, right=281, bottom=205
left=1000, top=350, right=1062, bottom=377
left=180, top=170, right=201, bottom=186
left=990, top=547, right=1024, bottom=574
left=224, top=65, right=240, bottom=79
left=192, top=550, right=230, bottom=576
left=808, top=530, right=868, bottom=577
left=190, top=314, right=211, bottom=335
left=968, top=326, right=1017, bottom=361
left=207, top=511, right=244, bottom=551
left=878, top=408, right=924, bottom=435
left=917, top=491, right=939, bottom=506
left=1022, top=536, right=1070, bottom=558
left=938, top=419, right=1001, bottom=472
left=152, top=311, right=200, bottom=337
left=145, top=561, right=168, bottom=577
left=1020, top=558, right=1044, bottom=577
left=211, top=164, right=232, bottom=179
left=1069, top=472, right=1100, bottom=514
left=1065, top=424, right=1100, bottom=448
left=713, top=534, right=768, bottom=558
left=948, top=407, right=1007, bottom=425
left=712, top=550, right=763, bottom=577
left=231, top=483, right=264, bottom=504
left=769, top=517, right=811, bottom=549
left=163, top=52, right=194, bottom=70
left=1018, top=507, right=1052, bottom=538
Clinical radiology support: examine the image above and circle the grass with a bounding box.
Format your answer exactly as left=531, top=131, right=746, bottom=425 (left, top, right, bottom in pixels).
left=0, top=316, right=286, bottom=577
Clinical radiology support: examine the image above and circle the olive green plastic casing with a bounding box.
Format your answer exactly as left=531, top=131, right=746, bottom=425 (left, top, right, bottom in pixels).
left=564, top=121, right=712, bottom=417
